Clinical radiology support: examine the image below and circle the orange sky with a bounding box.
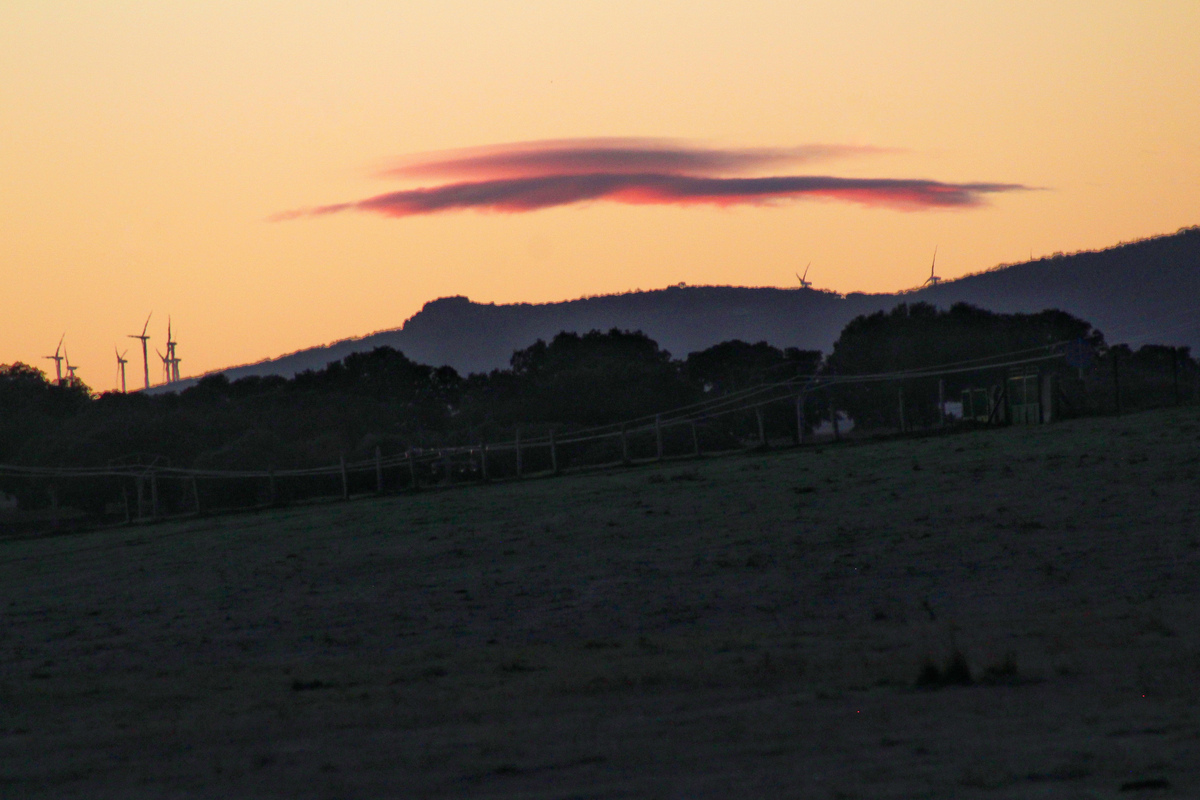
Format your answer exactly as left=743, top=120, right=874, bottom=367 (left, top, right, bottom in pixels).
left=3, top=1, right=1199, bottom=390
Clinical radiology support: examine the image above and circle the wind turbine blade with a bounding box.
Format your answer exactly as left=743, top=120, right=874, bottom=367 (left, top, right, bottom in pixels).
left=142, top=312, right=152, bottom=337
left=802, top=262, right=810, bottom=282
left=931, top=245, right=938, bottom=277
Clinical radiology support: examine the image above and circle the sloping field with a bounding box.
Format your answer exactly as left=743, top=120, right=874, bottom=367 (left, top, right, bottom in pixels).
left=3, top=408, right=1199, bottom=798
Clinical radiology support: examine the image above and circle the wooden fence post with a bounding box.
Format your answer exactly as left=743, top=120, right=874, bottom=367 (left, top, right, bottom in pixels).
left=136, top=476, right=145, bottom=521
left=268, top=469, right=277, bottom=505
left=756, top=407, right=768, bottom=449
left=691, top=421, right=701, bottom=457
left=1172, top=347, right=1181, bottom=405
left=443, top=450, right=453, bottom=485
left=123, top=481, right=132, bottom=524
left=830, top=393, right=841, bottom=441
left=1037, top=371, right=1045, bottom=424
left=375, top=445, right=384, bottom=493
left=898, top=384, right=906, bottom=432
left=796, top=393, right=806, bottom=445
left=480, top=440, right=489, bottom=481
left=340, top=455, right=349, bottom=500
left=408, top=447, right=418, bottom=490
left=191, top=475, right=201, bottom=514
left=655, top=414, right=664, bottom=461
left=938, top=379, right=945, bottom=427
left=150, top=470, right=159, bottom=519
left=515, top=428, right=523, bottom=478
left=1112, top=350, right=1122, bottom=415
left=550, top=428, right=560, bottom=474
left=620, top=423, right=630, bottom=465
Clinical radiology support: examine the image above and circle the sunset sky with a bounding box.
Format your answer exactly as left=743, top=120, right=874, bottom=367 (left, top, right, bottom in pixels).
left=3, top=2, right=1199, bottom=389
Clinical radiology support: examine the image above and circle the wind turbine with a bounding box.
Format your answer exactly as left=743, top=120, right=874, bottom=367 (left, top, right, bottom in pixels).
left=44, top=334, right=65, bottom=385
left=128, top=313, right=151, bottom=390
left=796, top=262, right=813, bottom=289
left=63, top=346, right=78, bottom=382
left=115, top=347, right=129, bottom=393
left=165, top=318, right=180, bottom=383
left=156, top=348, right=171, bottom=384
left=923, top=247, right=941, bottom=287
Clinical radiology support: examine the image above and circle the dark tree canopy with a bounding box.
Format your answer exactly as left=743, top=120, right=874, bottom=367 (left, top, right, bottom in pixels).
left=510, top=329, right=672, bottom=376
left=496, top=329, right=695, bottom=425
left=0, top=363, right=91, bottom=414
left=824, top=302, right=1106, bottom=429
left=686, top=340, right=821, bottom=395
left=826, top=302, right=1103, bottom=378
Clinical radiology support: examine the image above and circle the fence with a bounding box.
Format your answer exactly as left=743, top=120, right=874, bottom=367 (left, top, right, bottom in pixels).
left=2, top=339, right=1193, bottom=534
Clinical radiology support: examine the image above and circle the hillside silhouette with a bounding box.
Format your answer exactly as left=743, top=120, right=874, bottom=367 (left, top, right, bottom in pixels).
left=169, top=226, right=1200, bottom=386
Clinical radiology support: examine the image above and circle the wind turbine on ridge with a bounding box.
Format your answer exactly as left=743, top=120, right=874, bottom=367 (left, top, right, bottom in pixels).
left=44, top=335, right=65, bottom=385
left=165, top=317, right=180, bottom=383
left=796, top=262, right=813, bottom=289
left=128, top=313, right=152, bottom=390
left=115, top=347, right=129, bottom=393
left=63, top=346, right=78, bottom=383
left=923, top=247, right=941, bottom=287
left=156, top=348, right=171, bottom=384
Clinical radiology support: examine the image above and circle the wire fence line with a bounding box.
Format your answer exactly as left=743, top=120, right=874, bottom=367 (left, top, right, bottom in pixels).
left=5, top=337, right=1157, bottom=531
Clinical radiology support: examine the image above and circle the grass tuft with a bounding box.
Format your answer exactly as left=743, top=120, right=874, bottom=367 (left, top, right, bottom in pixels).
left=981, top=651, right=1020, bottom=684
left=915, top=649, right=973, bottom=689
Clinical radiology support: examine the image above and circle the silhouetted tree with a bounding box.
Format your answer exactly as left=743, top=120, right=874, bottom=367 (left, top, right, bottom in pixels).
left=491, top=329, right=698, bottom=425
left=825, top=303, right=1103, bottom=429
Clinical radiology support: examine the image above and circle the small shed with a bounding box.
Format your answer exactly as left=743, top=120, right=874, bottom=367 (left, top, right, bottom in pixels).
left=960, top=387, right=993, bottom=422
left=960, top=367, right=1056, bottom=425
left=1007, top=367, right=1056, bottom=424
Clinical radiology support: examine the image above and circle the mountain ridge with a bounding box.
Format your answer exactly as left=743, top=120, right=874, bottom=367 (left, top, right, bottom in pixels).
left=161, top=226, right=1200, bottom=391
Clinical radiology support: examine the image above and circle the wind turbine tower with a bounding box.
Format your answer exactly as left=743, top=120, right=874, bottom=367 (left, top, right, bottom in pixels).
left=115, top=348, right=129, bottom=393
left=923, top=247, right=941, bottom=287
left=156, top=348, right=171, bottom=384
left=128, top=313, right=152, bottom=390
left=44, top=335, right=65, bottom=385
left=165, top=318, right=180, bottom=383
left=64, top=347, right=78, bottom=382
left=796, top=262, right=813, bottom=289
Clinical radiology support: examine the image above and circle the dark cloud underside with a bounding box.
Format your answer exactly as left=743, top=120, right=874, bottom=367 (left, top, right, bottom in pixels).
left=289, top=173, right=1026, bottom=219
left=276, top=139, right=1029, bottom=220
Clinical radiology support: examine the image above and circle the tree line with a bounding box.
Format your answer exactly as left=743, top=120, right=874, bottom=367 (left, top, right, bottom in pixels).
left=2, top=303, right=1194, bottom=486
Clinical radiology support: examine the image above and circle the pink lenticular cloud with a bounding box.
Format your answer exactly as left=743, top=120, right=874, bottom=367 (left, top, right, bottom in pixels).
left=380, top=138, right=891, bottom=180
left=277, top=139, right=1030, bottom=220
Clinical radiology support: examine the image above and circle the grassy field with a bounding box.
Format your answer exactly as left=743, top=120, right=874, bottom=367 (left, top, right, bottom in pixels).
left=2, top=407, right=1199, bottom=798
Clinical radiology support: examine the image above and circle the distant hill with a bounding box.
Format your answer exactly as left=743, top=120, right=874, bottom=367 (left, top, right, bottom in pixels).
left=163, top=226, right=1200, bottom=389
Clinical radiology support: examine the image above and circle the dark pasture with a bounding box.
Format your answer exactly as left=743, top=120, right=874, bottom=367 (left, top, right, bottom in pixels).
left=2, top=406, right=1198, bottom=797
